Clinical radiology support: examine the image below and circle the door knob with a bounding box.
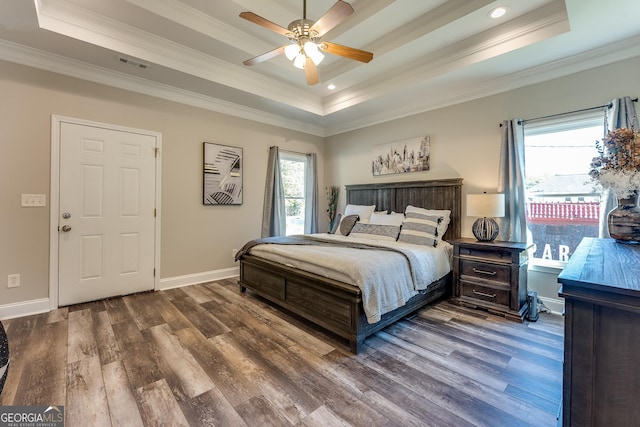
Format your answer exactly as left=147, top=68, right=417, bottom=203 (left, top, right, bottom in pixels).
left=61, top=225, right=72, bottom=232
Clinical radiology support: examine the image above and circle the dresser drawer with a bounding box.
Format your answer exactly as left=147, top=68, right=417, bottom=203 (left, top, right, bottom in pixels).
left=460, top=259, right=511, bottom=285
left=460, top=281, right=510, bottom=307
left=458, top=246, right=512, bottom=263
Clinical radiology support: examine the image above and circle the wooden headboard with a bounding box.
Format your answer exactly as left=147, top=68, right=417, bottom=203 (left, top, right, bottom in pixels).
left=345, top=178, right=463, bottom=242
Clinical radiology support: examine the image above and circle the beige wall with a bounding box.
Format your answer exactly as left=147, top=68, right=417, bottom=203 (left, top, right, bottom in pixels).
left=325, top=55, right=640, bottom=310
left=2, top=54, right=639, bottom=315
left=0, top=60, right=324, bottom=309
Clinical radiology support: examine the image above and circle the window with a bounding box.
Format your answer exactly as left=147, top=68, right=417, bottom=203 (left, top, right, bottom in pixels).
left=280, top=153, right=307, bottom=235
left=524, top=111, right=604, bottom=267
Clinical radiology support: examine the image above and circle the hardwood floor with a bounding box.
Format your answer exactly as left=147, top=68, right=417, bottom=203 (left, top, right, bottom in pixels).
left=0, top=278, right=564, bottom=426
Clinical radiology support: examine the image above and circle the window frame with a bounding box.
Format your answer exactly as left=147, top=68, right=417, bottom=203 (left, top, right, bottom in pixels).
left=279, top=151, right=307, bottom=236
left=523, top=110, right=605, bottom=269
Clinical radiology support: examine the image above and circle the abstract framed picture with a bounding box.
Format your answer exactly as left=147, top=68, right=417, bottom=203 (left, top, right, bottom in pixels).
left=371, top=136, right=430, bottom=176
left=203, top=142, right=243, bottom=205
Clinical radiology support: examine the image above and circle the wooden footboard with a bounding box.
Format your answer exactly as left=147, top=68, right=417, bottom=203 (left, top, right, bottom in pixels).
left=238, top=254, right=452, bottom=354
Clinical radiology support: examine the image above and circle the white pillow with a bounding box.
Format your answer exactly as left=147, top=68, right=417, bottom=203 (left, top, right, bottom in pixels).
left=405, top=205, right=451, bottom=239
left=344, top=204, right=376, bottom=224
left=370, top=211, right=405, bottom=227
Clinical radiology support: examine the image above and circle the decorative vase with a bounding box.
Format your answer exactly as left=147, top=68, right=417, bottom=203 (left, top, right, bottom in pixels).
left=608, top=191, right=640, bottom=244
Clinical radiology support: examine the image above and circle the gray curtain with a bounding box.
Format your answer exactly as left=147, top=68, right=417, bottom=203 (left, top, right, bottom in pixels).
left=599, top=96, right=639, bottom=237
left=304, top=153, right=319, bottom=234
left=497, top=119, right=527, bottom=242
left=261, top=146, right=286, bottom=237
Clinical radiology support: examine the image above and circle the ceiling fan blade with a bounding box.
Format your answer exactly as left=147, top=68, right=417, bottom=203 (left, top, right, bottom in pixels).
left=243, top=46, right=287, bottom=66
left=310, top=0, right=353, bottom=37
left=320, top=41, right=373, bottom=63
left=305, top=57, right=319, bottom=85
left=239, top=11, right=290, bottom=37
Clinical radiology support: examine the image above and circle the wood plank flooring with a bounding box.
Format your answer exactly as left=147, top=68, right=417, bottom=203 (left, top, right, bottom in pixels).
left=0, top=278, right=564, bottom=426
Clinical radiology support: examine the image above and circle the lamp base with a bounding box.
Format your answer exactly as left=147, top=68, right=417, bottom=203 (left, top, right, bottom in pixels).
left=472, top=217, right=499, bottom=242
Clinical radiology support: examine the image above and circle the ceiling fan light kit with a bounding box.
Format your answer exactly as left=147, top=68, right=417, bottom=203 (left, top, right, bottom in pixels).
left=304, top=42, right=325, bottom=65
left=240, top=0, right=373, bottom=85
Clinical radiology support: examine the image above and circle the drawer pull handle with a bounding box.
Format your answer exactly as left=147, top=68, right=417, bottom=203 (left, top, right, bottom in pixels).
left=472, top=268, right=497, bottom=276
left=473, top=290, right=496, bottom=298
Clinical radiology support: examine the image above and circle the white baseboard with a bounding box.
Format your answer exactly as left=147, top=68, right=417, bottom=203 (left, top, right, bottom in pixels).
left=0, top=298, right=50, bottom=320
left=158, top=267, right=239, bottom=291
left=0, top=268, right=239, bottom=320
left=538, top=296, right=564, bottom=315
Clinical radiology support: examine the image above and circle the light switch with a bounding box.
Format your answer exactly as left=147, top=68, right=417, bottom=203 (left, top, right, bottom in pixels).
left=21, top=194, right=47, bottom=207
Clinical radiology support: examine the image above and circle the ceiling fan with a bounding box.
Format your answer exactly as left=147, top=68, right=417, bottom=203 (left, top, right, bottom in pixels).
left=240, top=0, right=374, bottom=85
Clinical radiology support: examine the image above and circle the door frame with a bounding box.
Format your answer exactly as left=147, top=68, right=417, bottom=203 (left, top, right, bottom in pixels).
left=49, top=115, right=162, bottom=309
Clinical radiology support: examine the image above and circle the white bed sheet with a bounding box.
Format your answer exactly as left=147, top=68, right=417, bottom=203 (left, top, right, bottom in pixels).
left=246, top=233, right=452, bottom=323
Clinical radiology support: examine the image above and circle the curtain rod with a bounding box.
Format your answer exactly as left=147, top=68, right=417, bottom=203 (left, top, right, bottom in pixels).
left=270, top=146, right=308, bottom=156
left=499, top=98, right=638, bottom=127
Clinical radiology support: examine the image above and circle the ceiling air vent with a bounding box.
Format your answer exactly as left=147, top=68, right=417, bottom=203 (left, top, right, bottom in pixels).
left=118, top=56, right=149, bottom=69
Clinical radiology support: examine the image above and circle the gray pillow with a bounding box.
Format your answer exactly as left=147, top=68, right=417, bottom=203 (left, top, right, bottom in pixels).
left=339, top=214, right=359, bottom=235
left=350, top=223, right=401, bottom=241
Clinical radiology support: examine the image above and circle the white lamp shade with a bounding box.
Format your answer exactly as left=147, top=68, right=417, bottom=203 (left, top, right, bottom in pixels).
left=304, top=41, right=324, bottom=65
left=284, top=44, right=300, bottom=60
left=467, top=193, right=505, bottom=218
left=293, top=53, right=306, bottom=69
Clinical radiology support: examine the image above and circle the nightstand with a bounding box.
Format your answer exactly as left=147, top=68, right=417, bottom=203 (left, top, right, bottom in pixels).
left=450, top=237, right=529, bottom=322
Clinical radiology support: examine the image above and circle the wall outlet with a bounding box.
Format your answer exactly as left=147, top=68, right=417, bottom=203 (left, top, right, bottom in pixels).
left=8, top=274, right=20, bottom=288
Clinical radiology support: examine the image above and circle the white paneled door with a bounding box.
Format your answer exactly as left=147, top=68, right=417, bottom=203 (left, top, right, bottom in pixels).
left=58, top=122, right=157, bottom=306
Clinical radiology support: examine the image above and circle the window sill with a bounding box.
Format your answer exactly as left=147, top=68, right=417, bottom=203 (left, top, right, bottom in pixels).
left=528, top=262, right=564, bottom=275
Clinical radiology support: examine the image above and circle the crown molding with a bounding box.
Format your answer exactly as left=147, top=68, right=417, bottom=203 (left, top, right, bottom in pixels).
left=2, top=31, right=637, bottom=139
left=323, top=0, right=570, bottom=115
left=35, top=0, right=324, bottom=115
left=323, top=34, right=640, bottom=136
left=0, top=39, right=325, bottom=136
left=125, top=0, right=275, bottom=57
left=321, top=0, right=494, bottom=83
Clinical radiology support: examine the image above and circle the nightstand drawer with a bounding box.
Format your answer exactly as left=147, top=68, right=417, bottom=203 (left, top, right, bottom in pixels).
left=460, top=259, right=510, bottom=285
left=458, top=246, right=512, bottom=263
left=450, top=238, right=529, bottom=322
left=460, top=281, right=510, bottom=306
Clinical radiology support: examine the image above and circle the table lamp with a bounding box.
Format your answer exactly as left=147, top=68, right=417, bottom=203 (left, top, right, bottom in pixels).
left=467, top=193, right=505, bottom=242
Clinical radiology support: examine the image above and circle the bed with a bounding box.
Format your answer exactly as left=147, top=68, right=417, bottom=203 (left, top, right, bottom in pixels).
left=237, top=178, right=462, bottom=353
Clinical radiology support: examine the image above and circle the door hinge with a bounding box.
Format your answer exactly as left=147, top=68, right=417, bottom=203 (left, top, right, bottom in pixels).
left=154, top=147, right=159, bottom=157
left=153, top=268, right=156, bottom=277
left=154, top=208, right=156, bottom=217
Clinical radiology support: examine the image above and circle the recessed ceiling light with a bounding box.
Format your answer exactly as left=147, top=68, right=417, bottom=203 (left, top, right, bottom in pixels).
left=489, top=6, right=508, bottom=19
left=327, top=84, right=336, bottom=90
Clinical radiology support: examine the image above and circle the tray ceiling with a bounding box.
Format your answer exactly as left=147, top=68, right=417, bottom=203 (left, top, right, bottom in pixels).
left=1, top=0, right=639, bottom=136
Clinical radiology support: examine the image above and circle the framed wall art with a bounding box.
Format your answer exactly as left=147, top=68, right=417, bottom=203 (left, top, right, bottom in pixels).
left=371, top=136, right=430, bottom=176
left=203, top=142, right=243, bottom=205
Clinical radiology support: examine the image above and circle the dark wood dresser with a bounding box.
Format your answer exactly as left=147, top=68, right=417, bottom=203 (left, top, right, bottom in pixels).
left=450, top=238, right=529, bottom=322
left=557, top=237, right=640, bottom=427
